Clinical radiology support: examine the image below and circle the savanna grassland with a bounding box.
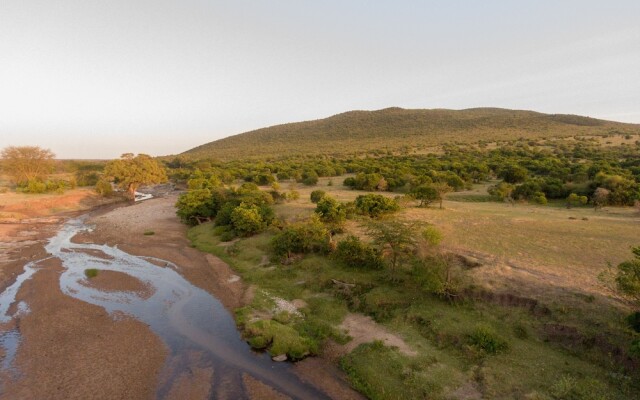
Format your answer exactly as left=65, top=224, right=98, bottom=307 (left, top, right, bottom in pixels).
left=170, top=109, right=640, bottom=400
left=3, top=108, right=640, bottom=399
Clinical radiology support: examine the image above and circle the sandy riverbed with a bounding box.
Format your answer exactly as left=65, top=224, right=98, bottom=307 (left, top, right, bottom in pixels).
left=0, top=194, right=362, bottom=399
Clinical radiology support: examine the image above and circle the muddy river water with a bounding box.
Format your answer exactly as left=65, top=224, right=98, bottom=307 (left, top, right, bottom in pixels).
left=0, top=217, right=328, bottom=399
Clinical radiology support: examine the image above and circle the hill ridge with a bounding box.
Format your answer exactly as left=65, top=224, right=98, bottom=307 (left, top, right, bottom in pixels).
left=182, top=107, right=639, bottom=160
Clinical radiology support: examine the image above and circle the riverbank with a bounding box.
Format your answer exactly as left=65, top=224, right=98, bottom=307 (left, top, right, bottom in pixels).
left=0, top=193, right=361, bottom=399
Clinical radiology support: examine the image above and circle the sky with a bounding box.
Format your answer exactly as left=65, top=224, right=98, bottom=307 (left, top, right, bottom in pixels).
left=1, top=1, right=639, bottom=159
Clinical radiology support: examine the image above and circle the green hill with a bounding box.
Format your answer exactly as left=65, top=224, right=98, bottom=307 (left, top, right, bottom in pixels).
left=182, top=107, right=639, bottom=160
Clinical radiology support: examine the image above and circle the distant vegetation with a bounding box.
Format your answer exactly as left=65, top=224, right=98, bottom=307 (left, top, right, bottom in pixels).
left=171, top=125, right=640, bottom=399
left=181, top=107, right=639, bottom=160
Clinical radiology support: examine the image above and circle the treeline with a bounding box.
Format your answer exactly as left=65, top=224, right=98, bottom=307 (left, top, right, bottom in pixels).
left=168, top=139, right=640, bottom=209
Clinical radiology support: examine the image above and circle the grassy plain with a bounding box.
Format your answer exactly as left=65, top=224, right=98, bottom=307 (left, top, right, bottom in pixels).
left=188, top=177, right=640, bottom=399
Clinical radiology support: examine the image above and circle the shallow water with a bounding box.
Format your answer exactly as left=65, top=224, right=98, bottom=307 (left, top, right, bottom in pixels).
left=1, top=218, right=329, bottom=399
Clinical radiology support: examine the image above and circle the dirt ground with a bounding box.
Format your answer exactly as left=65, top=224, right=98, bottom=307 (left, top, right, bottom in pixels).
left=0, top=192, right=362, bottom=399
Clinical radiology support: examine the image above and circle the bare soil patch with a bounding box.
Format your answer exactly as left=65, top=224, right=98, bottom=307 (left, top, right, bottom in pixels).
left=338, top=313, right=416, bottom=356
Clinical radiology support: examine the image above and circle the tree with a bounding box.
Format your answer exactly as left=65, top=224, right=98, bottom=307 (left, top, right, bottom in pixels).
left=615, top=246, right=640, bottom=306
left=334, top=235, right=383, bottom=270
left=175, top=188, right=225, bottom=225
left=592, top=187, right=610, bottom=211
left=354, top=194, right=399, bottom=217
left=488, top=182, right=514, bottom=201
left=432, top=182, right=453, bottom=209
left=315, top=195, right=346, bottom=224
left=365, top=219, right=421, bottom=276
left=0, top=146, right=55, bottom=184
left=271, top=215, right=329, bottom=259
left=230, top=203, right=265, bottom=236
left=411, top=184, right=438, bottom=207
left=499, top=165, right=528, bottom=184
left=103, top=153, right=167, bottom=199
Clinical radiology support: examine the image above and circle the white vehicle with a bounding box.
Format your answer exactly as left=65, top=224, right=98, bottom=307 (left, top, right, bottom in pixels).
left=134, top=191, right=153, bottom=202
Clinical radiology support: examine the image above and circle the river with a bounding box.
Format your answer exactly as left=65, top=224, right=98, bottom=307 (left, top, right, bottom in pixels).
left=0, top=217, right=328, bottom=399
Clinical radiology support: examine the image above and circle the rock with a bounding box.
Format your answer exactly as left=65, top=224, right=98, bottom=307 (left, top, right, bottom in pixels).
left=272, top=354, right=287, bottom=362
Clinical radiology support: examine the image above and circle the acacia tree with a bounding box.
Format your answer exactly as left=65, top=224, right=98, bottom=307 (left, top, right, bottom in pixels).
left=365, top=219, right=421, bottom=276
left=0, top=146, right=55, bottom=184
left=432, top=182, right=453, bottom=209
left=411, top=184, right=438, bottom=207
left=103, top=153, right=167, bottom=198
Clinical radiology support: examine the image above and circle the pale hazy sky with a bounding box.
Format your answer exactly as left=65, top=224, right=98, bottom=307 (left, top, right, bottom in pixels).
left=1, top=1, right=639, bottom=159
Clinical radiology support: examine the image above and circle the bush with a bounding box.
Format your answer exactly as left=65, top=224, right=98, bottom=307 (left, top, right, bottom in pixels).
left=467, top=325, right=509, bottom=354
left=95, top=179, right=113, bottom=197
left=334, top=235, right=383, bottom=270
left=219, top=230, right=237, bottom=242
left=271, top=216, right=329, bottom=258
left=354, top=194, right=399, bottom=217
left=310, top=190, right=327, bottom=203
left=244, top=319, right=317, bottom=360
left=84, top=268, right=99, bottom=278
left=625, top=311, right=640, bottom=333
left=215, top=201, right=239, bottom=226
left=301, top=170, right=319, bottom=186
left=175, top=188, right=219, bottom=225
left=230, top=203, right=266, bottom=237
left=314, top=195, right=346, bottom=224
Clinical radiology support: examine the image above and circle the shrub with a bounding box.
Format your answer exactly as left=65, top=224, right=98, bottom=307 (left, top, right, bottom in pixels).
left=301, top=170, right=319, bottom=186
left=310, top=190, right=327, bottom=203
left=421, top=225, right=443, bottom=247
left=314, top=195, right=346, bottom=224
left=244, top=319, right=317, bottom=360
left=354, top=194, right=399, bottom=217
left=215, top=201, right=239, bottom=226
left=95, top=179, right=113, bottom=197
left=271, top=216, right=329, bottom=258
left=467, top=325, right=509, bottom=354
left=219, top=230, right=237, bottom=242
left=334, top=235, right=383, bottom=270
left=230, top=203, right=266, bottom=236
left=84, top=268, right=99, bottom=278
left=626, top=311, right=640, bottom=333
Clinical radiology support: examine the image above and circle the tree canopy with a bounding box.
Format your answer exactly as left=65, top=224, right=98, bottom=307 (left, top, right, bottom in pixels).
left=104, top=153, right=167, bottom=198
left=0, top=146, right=56, bottom=184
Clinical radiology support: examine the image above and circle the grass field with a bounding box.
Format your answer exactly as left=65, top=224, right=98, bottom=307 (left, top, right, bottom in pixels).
left=188, top=178, right=640, bottom=399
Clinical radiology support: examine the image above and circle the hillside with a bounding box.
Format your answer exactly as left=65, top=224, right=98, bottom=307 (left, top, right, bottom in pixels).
left=182, top=107, right=640, bottom=160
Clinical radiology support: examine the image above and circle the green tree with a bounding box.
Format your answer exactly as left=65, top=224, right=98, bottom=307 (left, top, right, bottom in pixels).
left=615, top=246, right=640, bottom=306
left=334, top=235, right=383, bottom=270
left=0, top=146, right=55, bottom=184
left=230, top=203, right=265, bottom=236
left=488, top=182, right=514, bottom=200
left=365, top=219, right=420, bottom=275
left=432, top=182, right=453, bottom=209
left=354, top=194, right=399, bottom=217
left=314, top=195, right=346, bottom=224
left=271, top=215, right=329, bottom=259
left=310, top=190, right=327, bottom=203
left=411, top=184, right=438, bottom=207
left=175, top=188, right=225, bottom=225
left=499, top=165, right=528, bottom=184
left=104, top=153, right=167, bottom=199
